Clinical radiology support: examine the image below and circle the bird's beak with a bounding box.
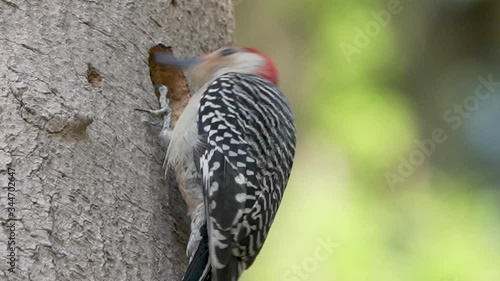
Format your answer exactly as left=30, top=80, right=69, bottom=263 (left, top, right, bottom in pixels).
left=153, top=53, right=202, bottom=69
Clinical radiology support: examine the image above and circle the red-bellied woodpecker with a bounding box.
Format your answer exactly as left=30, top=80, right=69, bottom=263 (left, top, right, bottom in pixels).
left=137, top=47, right=296, bottom=281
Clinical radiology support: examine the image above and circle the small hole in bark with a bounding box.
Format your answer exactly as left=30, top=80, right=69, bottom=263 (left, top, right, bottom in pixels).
left=86, top=63, right=102, bottom=88
left=171, top=0, right=177, bottom=7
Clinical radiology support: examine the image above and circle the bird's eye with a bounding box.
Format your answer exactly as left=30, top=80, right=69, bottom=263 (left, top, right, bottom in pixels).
left=220, top=48, right=238, bottom=57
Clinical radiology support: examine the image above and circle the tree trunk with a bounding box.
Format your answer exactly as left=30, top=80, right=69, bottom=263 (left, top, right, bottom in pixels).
left=0, top=1, right=233, bottom=280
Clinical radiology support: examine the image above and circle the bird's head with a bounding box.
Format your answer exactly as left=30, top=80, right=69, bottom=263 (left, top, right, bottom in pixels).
left=154, top=47, right=279, bottom=87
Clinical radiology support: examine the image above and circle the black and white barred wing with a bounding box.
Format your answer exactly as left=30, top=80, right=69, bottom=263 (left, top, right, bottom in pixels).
left=198, top=73, right=296, bottom=281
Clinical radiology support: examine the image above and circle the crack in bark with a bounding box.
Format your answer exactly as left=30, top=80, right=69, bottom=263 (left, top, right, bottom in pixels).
left=20, top=43, right=45, bottom=55
left=47, top=192, right=60, bottom=279
left=1, top=0, right=19, bottom=9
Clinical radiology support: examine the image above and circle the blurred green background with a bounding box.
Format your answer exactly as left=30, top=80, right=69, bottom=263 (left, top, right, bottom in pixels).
left=235, top=0, right=500, bottom=280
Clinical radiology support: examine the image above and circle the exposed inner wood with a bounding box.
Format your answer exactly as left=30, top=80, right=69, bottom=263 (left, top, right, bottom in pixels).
left=148, top=45, right=191, bottom=126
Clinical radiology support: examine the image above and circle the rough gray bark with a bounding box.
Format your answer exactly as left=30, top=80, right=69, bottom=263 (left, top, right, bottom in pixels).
left=0, top=1, right=233, bottom=280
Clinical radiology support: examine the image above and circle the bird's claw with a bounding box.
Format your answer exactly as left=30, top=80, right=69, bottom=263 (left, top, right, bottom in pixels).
left=134, top=107, right=170, bottom=116
left=135, top=84, right=172, bottom=134
left=135, top=84, right=171, bottom=117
